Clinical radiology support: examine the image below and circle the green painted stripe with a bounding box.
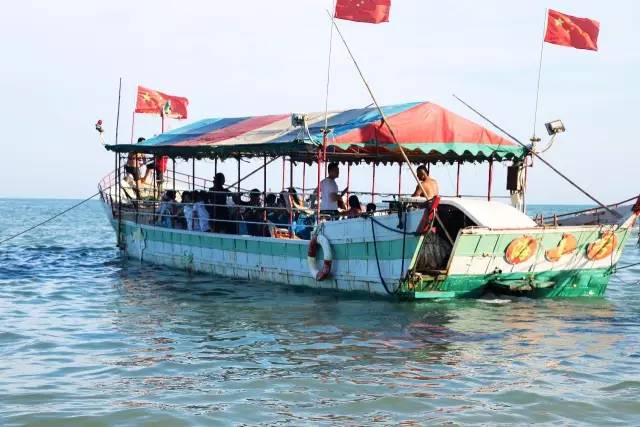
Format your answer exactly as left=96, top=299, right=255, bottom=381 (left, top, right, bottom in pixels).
left=124, top=223, right=420, bottom=262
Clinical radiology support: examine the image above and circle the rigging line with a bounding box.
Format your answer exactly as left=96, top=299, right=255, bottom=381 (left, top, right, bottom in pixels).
left=532, top=9, right=548, bottom=137
left=614, top=261, right=640, bottom=271
left=0, top=192, right=100, bottom=245
left=452, top=94, right=621, bottom=219
left=323, top=0, right=337, bottom=136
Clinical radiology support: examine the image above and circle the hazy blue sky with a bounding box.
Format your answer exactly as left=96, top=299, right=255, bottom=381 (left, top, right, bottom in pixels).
left=1, top=0, right=637, bottom=203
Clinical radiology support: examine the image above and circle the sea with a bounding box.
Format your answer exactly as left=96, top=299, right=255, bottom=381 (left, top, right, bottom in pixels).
left=1, top=199, right=639, bottom=426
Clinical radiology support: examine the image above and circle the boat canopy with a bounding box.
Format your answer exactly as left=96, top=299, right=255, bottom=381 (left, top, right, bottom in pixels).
left=440, top=197, right=537, bottom=229
left=106, top=101, right=527, bottom=164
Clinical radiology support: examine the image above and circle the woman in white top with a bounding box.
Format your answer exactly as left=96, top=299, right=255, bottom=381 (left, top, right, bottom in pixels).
left=193, top=191, right=211, bottom=232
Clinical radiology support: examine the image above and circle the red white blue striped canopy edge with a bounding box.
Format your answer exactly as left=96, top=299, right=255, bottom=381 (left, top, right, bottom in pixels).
left=106, top=101, right=525, bottom=163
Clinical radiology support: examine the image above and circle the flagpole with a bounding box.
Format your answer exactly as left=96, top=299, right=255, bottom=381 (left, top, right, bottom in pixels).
left=532, top=8, right=548, bottom=139
left=130, top=111, right=136, bottom=143
left=317, top=0, right=336, bottom=226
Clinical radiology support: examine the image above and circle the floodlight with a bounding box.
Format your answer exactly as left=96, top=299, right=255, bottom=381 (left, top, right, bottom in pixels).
left=291, top=113, right=306, bottom=127
left=545, top=120, right=566, bottom=136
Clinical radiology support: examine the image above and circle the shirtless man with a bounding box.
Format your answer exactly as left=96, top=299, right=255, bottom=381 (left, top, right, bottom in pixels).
left=411, top=165, right=439, bottom=200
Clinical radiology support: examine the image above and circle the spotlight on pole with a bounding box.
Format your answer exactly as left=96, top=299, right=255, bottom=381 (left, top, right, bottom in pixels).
left=545, top=119, right=566, bottom=136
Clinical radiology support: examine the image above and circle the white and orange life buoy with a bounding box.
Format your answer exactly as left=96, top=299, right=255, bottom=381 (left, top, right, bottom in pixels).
left=307, top=234, right=333, bottom=281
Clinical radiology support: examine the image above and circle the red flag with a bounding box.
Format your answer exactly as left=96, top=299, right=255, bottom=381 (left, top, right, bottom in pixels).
left=334, top=0, right=391, bottom=24
left=135, top=86, right=189, bottom=119
left=544, top=9, right=600, bottom=51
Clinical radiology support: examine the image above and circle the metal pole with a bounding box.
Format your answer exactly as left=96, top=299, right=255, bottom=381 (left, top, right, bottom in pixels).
left=214, top=158, right=218, bottom=176
left=281, top=157, right=286, bottom=191
left=289, top=158, right=294, bottom=189
left=130, top=111, right=136, bottom=144
left=228, top=157, right=279, bottom=189
left=302, top=162, right=306, bottom=197
left=371, top=163, right=376, bottom=204
left=237, top=158, right=241, bottom=193
left=488, top=160, right=494, bottom=201
left=192, top=159, right=195, bottom=190
left=532, top=9, right=548, bottom=138
left=456, top=162, right=461, bottom=197
left=263, top=156, right=267, bottom=201
left=453, top=94, right=620, bottom=217
left=398, top=163, right=402, bottom=198
left=346, top=163, right=351, bottom=202
left=172, top=158, right=176, bottom=191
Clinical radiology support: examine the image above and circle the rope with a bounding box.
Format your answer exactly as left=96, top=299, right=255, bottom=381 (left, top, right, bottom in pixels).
left=0, top=192, right=100, bottom=245
left=370, top=216, right=418, bottom=236
left=615, top=261, right=640, bottom=271
left=370, top=216, right=398, bottom=296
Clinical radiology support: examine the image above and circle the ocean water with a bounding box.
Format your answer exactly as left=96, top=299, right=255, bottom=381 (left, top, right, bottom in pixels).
left=1, top=198, right=639, bottom=426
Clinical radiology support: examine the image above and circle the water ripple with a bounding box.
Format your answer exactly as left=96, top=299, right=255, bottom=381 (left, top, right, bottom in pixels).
left=0, top=200, right=639, bottom=425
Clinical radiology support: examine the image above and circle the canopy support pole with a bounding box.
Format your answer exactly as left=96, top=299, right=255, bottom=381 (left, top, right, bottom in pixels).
left=302, top=163, right=306, bottom=197
left=346, top=163, right=351, bottom=202
left=263, top=156, right=267, bottom=202
left=398, top=163, right=402, bottom=199
left=214, top=158, right=218, bottom=176
left=289, top=158, right=294, bottom=190
left=172, top=158, right=176, bottom=191
left=488, top=160, right=494, bottom=201
left=456, top=162, right=461, bottom=197
left=371, top=163, right=376, bottom=204
left=281, top=157, right=286, bottom=191
left=237, top=157, right=241, bottom=193
left=192, top=159, right=195, bottom=190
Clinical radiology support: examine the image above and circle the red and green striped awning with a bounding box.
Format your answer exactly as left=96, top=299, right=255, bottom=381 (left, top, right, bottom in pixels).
left=106, top=101, right=526, bottom=164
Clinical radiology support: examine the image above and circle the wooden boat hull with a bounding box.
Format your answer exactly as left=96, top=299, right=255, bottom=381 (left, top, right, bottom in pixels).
left=106, top=202, right=632, bottom=300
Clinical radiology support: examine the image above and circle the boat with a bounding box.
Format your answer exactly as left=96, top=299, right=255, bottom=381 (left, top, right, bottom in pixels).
left=98, top=101, right=639, bottom=300
left=539, top=195, right=640, bottom=226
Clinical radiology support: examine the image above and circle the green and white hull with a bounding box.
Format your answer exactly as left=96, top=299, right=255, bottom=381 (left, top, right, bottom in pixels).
left=106, top=200, right=635, bottom=300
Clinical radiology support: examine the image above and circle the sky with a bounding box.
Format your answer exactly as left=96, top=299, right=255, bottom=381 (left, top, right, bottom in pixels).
left=0, top=0, right=638, bottom=204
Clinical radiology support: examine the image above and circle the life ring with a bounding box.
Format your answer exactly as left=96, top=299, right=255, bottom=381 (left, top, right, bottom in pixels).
left=586, top=231, right=618, bottom=261
left=545, top=233, right=578, bottom=262
left=307, top=234, right=333, bottom=281
left=505, top=235, right=538, bottom=265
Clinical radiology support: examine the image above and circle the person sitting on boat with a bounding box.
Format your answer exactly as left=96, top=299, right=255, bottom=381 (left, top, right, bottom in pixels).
left=194, top=191, right=210, bottom=232
left=157, top=190, right=177, bottom=228
left=288, top=187, right=305, bottom=217
left=319, top=162, right=347, bottom=217
left=411, top=165, right=439, bottom=200
left=209, top=173, right=231, bottom=233
left=181, top=191, right=195, bottom=231
left=267, top=194, right=290, bottom=228
left=366, top=202, right=377, bottom=215
left=234, top=189, right=268, bottom=237
left=344, top=195, right=363, bottom=218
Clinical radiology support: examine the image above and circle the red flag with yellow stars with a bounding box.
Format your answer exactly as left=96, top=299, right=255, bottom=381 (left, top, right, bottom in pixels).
left=135, top=86, right=189, bottom=119
left=334, top=0, right=391, bottom=24
left=544, top=9, right=600, bottom=51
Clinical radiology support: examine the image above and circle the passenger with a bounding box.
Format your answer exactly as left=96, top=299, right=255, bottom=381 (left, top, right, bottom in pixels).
left=209, top=173, right=231, bottom=233
left=345, top=195, right=363, bottom=218
left=411, top=165, right=439, bottom=200
left=239, top=189, right=268, bottom=237
left=157, top=190, right=176, bottom=228
left=319, top=162, right=347, bottom=217
left=194, top=191, right=211, bottom=232
left=268, top=195, right=289, bottom=227
left=366, top=203, right=377, bottom=215
left=288, top=187, right=305, bottom=209
left=142, top=154, right=169, bottom=188
left=182, top=191, right=195, bottom=231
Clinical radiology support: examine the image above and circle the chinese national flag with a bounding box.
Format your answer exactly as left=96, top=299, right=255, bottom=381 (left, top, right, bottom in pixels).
left=135, top=86, right=189, bottom=119
left=544, top=9, right=600, bottom=51
left=334, top=0, right=391, bottom=24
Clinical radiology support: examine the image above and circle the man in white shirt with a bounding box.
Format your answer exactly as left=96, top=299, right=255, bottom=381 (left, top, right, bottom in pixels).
left=319, top=162, right=346, bottom=216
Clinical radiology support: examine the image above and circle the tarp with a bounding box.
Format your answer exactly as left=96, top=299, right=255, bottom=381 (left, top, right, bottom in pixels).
left=106, top=101, right=526, bottom=163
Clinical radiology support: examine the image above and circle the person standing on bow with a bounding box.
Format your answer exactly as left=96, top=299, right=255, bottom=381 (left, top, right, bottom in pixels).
left=411, top=165, right=439, bottom=200
left=319, top=162, right=347, bottom=217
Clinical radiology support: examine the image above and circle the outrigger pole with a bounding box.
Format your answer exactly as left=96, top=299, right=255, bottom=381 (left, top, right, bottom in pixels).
left=453, top=94, right=620, bottom=217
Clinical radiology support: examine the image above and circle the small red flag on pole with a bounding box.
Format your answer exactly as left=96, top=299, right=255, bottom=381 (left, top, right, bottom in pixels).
left=544, top=9, right=600, bottom=51
left=334, top=0, right=391, bottom=24
left=135, top=86, right=189, bottom=119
